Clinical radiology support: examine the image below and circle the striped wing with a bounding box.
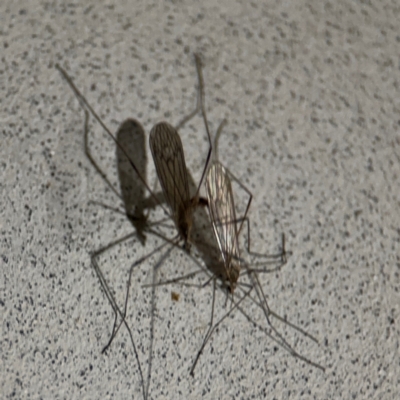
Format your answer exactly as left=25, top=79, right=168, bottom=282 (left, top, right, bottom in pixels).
left=205, top=163, right=240, bottom=271
left=149, top=122, right=190, bottom=225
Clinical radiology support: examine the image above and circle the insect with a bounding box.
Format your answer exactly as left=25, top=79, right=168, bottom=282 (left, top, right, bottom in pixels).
left=186, top=119, right=325, bottom=374
left=98, top=54, right=214, bottom=351
left=149, top=54, right=211, bottom=250
left=183, top=61, right=325, bottom=374
left=56, top=68, right=154, bottom=399
left=205, top=119, right=288, bottom=291
left=57, top=54, right=324, bottom=397
left=56, top=54, right=214, bottom=398
left=138, top=55, right=324, bottom=375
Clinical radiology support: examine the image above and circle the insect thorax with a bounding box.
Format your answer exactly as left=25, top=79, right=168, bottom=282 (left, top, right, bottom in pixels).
left=225, top=262, right=240, bottom=293
left=176, top=206, right=193, bottom=249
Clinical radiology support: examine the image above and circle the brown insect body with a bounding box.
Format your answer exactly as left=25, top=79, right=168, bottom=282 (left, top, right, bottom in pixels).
left=150, top=121, right=200, bottom=248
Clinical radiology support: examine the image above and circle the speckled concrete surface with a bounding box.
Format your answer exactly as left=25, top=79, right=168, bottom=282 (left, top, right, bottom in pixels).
left=1, top=1, right=399, bottom=399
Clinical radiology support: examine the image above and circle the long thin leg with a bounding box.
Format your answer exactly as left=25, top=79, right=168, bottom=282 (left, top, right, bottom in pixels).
left=89, top=231, right=144, bottom=352
left=189, top=278, right=216, bottom=376
left=83, top=109, right=123, bottom=200
left=174, top=54, right=213, bottom=202
left=235, top=299, right=325, bottom=371
left=190, top=285, right=253, bottom=376
left=91, top=255, right=147, bottom=399
left=101, top=240, right=172, bottom=353
left=189, top=273, right=325, bottom=376
left=142, top=270, right=204, bottom=289
left=234, top=284, right=319, bottom=343
left=213, top=120, right=287, bottom=264
left=248, top=270, right=325, bottom=371
left=209, top=216, right=287, bottom=266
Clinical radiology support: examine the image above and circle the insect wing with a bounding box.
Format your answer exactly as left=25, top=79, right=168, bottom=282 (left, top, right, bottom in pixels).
left=205, top=163, right=240, bottom=271
left=149, top=122, right=190, bottom=225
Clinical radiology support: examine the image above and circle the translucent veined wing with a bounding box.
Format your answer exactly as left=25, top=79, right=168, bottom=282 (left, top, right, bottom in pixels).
left=149, top=122, right=192, bottom=240
left=205, top=162, right=240, bottom=285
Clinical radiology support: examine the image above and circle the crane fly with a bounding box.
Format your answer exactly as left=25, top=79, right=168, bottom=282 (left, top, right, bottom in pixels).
left=149, top=54, right=211, bottom=250
left=184, top=57, right=326, bottom=373
left=55, top=54, right=212, bottom=399
left=56, top=69, right=154, bottom=399
left=90, top=53, right=213, bottom=358
left=149, top=122, right=203, bottom=249
left=203, top=119, right=285, bottom=294
left=187, top=119, right=325, bottom=375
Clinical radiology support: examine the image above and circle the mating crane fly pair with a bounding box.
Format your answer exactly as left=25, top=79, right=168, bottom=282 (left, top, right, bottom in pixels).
left=56, top=54, right=324, bottom=384
left=148, top=61, right=244, bottom=292
left=150, top=122, right=247, bottom=293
